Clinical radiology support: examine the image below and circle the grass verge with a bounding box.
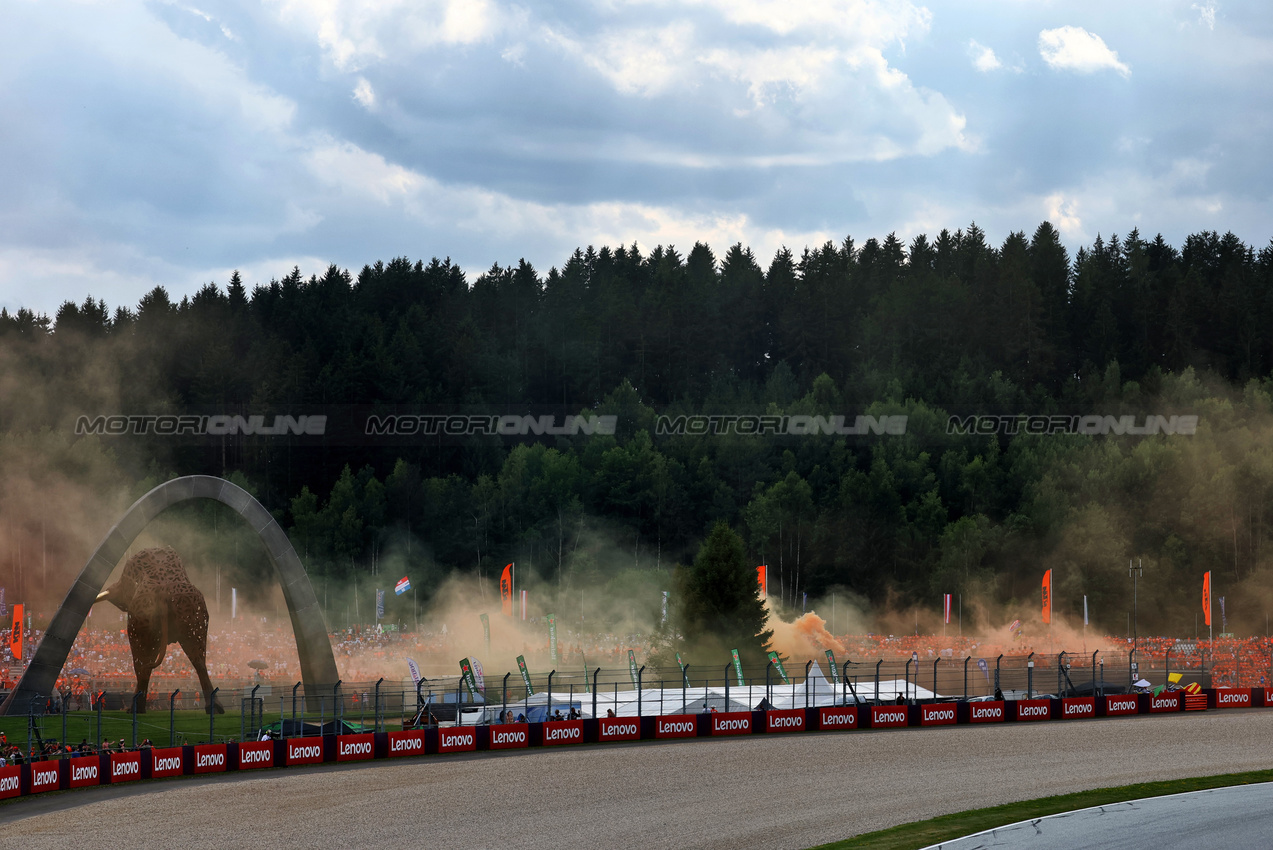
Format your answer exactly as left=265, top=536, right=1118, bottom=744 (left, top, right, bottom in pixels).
left=813, top=769, right=1273, bottom=850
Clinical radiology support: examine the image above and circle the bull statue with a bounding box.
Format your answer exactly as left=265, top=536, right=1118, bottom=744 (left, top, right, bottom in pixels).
left=94, top=546, right=224, bottom=713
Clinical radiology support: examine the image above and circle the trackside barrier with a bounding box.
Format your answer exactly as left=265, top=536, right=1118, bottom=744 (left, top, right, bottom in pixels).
left=817, top=706, right=858, bottom=730
left=1212, top=688, right=1252, bottom=709
left=1060, top=697, right=1096, bottom=720
left=711, top=711, right=752, bottom=736
left=1104, top=695, right=1140, bottom=717
left=7, top=688, right=1273, bottom=805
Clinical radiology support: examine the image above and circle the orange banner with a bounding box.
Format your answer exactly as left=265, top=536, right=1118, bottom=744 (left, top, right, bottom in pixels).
left=9, top=603, right=22, bottom=661
left=501, top=564, right=513, bottom=617
left=1041, top=570, right=1052, bottom=624
left=757, top=565, right=767, bottom=598
left=1203, top=571, right=1211, bottom=627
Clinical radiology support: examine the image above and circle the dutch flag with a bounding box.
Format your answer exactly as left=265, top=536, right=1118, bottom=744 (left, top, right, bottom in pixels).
left=395, top=576, right=411, bottom=595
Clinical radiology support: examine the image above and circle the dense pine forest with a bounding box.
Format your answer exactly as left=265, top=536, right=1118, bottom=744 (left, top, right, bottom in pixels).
left=4, top=222, right=1273, bottom=637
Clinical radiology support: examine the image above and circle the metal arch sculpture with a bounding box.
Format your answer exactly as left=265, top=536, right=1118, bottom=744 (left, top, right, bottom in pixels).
left=0, top=475, right=338, bottom=715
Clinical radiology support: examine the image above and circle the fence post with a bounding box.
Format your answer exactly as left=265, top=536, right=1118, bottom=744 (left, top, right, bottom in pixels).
left=724, top=663, right=732, bottom=712
left=292, top=682, right=301, bottom=734
left=995, top=654, right=1003, bottom=694
left=333, top=680, right=342, bottom=730
left=637, top=666, right=645, bottom=717
left=27, top=695, right=37, bottom=758
left=803, top=660, right=812, bottom=708
left=374, top=678, right=384, bottom=733
left=1165, top=648, right=1172, bottom=689
left=683, top=665, right=690, bottom=714
left=1057, top=651, right=1067, bottom=697
left=766, top=659, right=774, bottom=706
left=503, top=673, right=510, bottom=723
left=874, top=660, right=882, bottom=704
left=131, top=692, right=142, bottom=748
left=209, top=687, right=218, bottom=743
left=1026, top=652, right=1035, bottom=698
left=96, top=692, right=103, bottom=749
left=169, top=689, right=180, bottom=747
left=1091, top=650, right=1099, bottom=696
left=250, top=684, right=261, bottom=736
left=903, top=658, right=912, bottom=704
left=546, top=670, right=556, bottom=721
left=963, top=656, right=969, bottom=699
left=932, top=658, right=939, bottom=699
left=62, top=691, right=68, bottom=755
left=592, top=667, right=600, bottom=719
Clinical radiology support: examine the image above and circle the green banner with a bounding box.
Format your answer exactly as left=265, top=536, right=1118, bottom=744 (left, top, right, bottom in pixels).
left=628, top=649, right=639, bottom=686
left=480, top=613, right=490, bottom=654
left=459, top=657, right=479, bottom=696
left=582, top=653, right=590, bottom=693
left=825, top=649, right=839, bottom=684
left=548, top=613, right=558, bottom=666
left=675, top=651, right=685, bottom=673
left=731, top=649, right=745, bottom=687
left=517, top=654, right=535, bottom=696
left=768, top=650, right=790, bottom=684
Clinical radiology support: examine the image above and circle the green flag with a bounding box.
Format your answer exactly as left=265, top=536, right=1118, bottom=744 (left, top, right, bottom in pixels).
left=628, top=649, right=639, bottom=687
left=548, top=613, right=558, bottom=666
left=825, top=649, right=839, bottom=685
left=459, top=657, right=479, bottom=696
left=767, top=650, right=790, bottom=685
left=480, top=613, right=490, bottom=654
left=517, top=654, right=535, bottom=696
left=731, top=649, right=745, bottom=687
left=675, top=651, right=685, bottom=673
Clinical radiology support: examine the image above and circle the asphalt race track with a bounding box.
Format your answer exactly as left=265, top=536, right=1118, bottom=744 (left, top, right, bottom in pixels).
left=925, top=782, right=1273, bottom=849
left=3, top=710, right=1273, bottom=850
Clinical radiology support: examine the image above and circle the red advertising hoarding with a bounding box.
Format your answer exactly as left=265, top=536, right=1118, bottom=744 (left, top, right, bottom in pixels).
left=193, top=744, right=227, bottom=773
left=870, top=706, right=909, bottom=728
left=710, top=711, right=752, bottom=736
left=286, top=736, right=324, bottom=766
left=29, top=760, right=60, bottom=793
left=817, top=706, right=858, bottom=730
left=1214, top=688, right=1252, bottom=709
left=919, top=703, right=957, bottom=726
left=1060, top=697, right=1095, bottom=719
left=336, top=733, right=375, bottom=761
left=150, top=747, right=184, bottom=778
left=489, top=724, right=530, bottom=750
left=69, top=755, right=100, bottom=788
left=237, top=740, right=275, bottom=770
left=1105, top=695, right=1140, bottom=716
left=1014, top=699, right=1052, bottom=721
left=968, top=701, right=1005, bottom=723
left=766, top=709, right=805, bottom=733
left=542, top=720, right=584, bottom=746
left=0, top=766, right=19, bottom=799
left=438, top=726, right=477, bottom=753
left=655, top=715, right=698, bottom=738
left=598, top=717, right=641, bottom=742
left=387, top=730, right=426, bottom=757
left=1150, top=692, right=1181, bottom=713
left=109, top=751, right=141, bottom=783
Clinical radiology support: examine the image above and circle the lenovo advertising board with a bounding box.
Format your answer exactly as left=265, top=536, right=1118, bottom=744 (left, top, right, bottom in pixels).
left=438, top=726, right=477, bottom=753
left=286, top=736, right=324, bottom=766
left=710, top=711, right=752, bottom=736
left=655, top=715, right=698, bottom=738
left=598, top=717, right=641, bottom=742
left=69, top=755, right=100, bottom=788
left=870, top=706, right=909, bottom=728
left=968, top=701, right=1005, bottom=723
left=387, top=730, right=426, bottom=757
left=1060, top=697, right=1096, bottom=719
left=237, top=740, right=275, bottom=770
left=0, top=766, right=19, bottom=800
left=1214, top=688, right=1252, bottom=709
left=1014, top=699, right=1052, bottom=721
left=766, top=709, right=806, bottom=733
left=489, top=724, right=530, bottom=750
left=817, top=706, right=858, bottom=731
left=193, top=744, right=227, bottom=774
left=109, top=752, right=141, bottom=783
left=919, top=703, right=957, bottom=726
left=150, top=747, right=185, bottom=778
left=1150, top=692, right=1181, bottom=713
left=29, top=760, right=60, bottom=793
left=542, top=720, right=585, bottom=746
left=336, top=734, right=375, bottom=761
left=1105, top=695, right=1140, bottom=716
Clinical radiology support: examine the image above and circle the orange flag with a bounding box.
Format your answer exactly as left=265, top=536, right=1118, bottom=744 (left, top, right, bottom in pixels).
left=1041, top=570, right=1052, bottom=624
left=757, top=565, right=767, bottom=598
left=9, top=603, right=22, bottom=661
left=501, top=564, right=513, bottom=616
left=1203, top=571, right=1211, bottom=627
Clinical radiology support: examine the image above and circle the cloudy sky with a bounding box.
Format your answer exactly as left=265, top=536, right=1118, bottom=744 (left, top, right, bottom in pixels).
left=2, top=0, right=1268, bottom=316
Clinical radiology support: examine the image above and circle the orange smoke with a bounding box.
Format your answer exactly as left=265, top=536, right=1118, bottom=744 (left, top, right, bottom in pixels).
left=765, top=605, right=846, bottom=661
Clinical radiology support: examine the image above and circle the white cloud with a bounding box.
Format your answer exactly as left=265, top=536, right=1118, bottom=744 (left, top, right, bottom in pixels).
left=968, top=39, right=1002, bottom=72
left=549, top=22, right=695, bottom=97
left=1044, top=193, right=1084, bottom=238
left=352, top=77, right=375, bottom=109
left=1038, top=26, right=1130, bottom=77
left=1192, top=3, right=1217, bottom=30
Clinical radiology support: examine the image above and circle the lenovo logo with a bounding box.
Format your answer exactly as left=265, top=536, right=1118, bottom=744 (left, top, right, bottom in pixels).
left=1152, top=696, right=1179, bottom=710
left=340, top=741, right=373, bottom=756
left=821, top=711, right=856, bottom=727
left=1109, top=699, right=1138, bottom=713
left=73, top=765, right=98, bottom=781
left=390, top=736, right=423, bottom=753
left=922, top=707, right=955, bottom=723
left=715, top=718, right=749, bottom=732
left=1063, top=701, right=1094, bottom=717
left=197, top=752, right=225, bottom=767
left=1019, top=705, right=1049, bottom=718
left=241, top=748, right=272, bottom=765
left=972, top=705, right=1003, bottom=720
left=544, top=726, right=582, bottom=742
left=441, top=732, right=474, bottom=748
left=33, top=769, right=58, bottom=788
left=1218, top=691, right=1251, bottom=705
left=875, top=711, right=906, bottom=724
left=112, top=760, right=139, bottom=778
left=492, top=730, right=527, bottom=745
left=658, top=720, right=695, bottom=734
left=289, top=744, right=322, bottom=760
left=0, top=776, right=18, bottom=792
left=154, top=756, right=182, bottom=772
left=769, top=715, right=804, bottom=729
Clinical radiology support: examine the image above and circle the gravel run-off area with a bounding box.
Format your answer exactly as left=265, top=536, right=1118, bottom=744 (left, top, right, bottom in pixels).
left=3, top=710, right=1272, bottom=850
